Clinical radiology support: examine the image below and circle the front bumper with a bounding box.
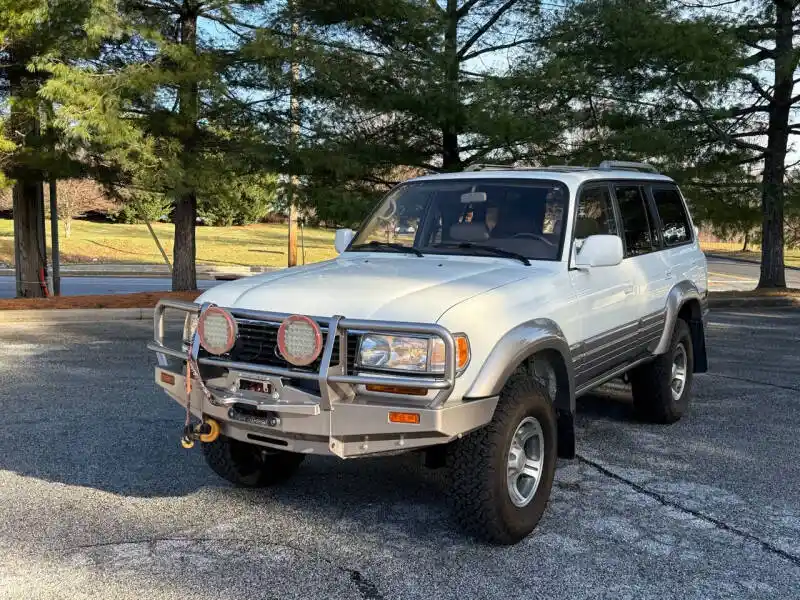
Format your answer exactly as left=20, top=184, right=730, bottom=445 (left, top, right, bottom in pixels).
left=148, top=299, right=498, bottom=458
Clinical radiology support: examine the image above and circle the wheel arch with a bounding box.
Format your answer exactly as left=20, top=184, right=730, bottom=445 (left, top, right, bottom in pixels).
left=463, top=319, right=576, bottom=459
left=654, top=281, right=708, bottom=373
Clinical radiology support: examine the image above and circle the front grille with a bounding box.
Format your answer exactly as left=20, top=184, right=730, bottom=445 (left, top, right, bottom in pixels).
left=198, top=318, right=360, bottom=374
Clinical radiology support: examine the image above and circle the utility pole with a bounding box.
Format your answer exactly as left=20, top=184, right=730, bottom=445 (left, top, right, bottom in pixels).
left=287, top=5, right=299, bottom=268
left=48, top=178, right=60, bottom=295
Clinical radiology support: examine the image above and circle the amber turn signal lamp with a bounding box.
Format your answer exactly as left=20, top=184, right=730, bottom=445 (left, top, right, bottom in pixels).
left=388, top=411, right=421, bottom=424
left=366, top=384, right=428, bottom=396
left=160, top=372, right=176, bottom=385
left=455, top=335, right=470, bottom=370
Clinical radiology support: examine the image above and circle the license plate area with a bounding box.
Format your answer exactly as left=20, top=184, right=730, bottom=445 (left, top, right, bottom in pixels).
left=239, top=378, right=273, bottom=395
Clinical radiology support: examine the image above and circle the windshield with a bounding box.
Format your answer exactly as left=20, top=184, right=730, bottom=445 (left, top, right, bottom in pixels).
left=349, top=178, right=569, bottom=262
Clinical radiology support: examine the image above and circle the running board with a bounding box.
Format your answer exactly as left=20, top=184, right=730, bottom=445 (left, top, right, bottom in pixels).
left=575, top=355, right=652, bottom=397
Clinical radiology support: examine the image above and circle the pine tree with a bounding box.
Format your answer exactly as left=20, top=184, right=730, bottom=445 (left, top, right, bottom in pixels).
left=544, top=0, right=799, bottom=288
left=1, top=0, right=116, bottom=296
left=44, top=0, right=280, bottom=290
left=242, top=0, right=573, bottom=225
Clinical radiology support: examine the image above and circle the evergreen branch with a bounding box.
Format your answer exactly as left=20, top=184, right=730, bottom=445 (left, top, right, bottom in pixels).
left=742, top=48, right=775, bottom=66
left=457, top=0, right=485, bottom=18
left=462, top=38, right=536, bottom=61
left=675, top=83, right=767, bottom=154
left=457, top=0, right=519, bottom=59
left=735, top=72, right=774, bottom=104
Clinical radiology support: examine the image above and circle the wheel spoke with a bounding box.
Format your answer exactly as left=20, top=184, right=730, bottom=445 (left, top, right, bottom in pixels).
left=521, top=461, right=540, bottom=480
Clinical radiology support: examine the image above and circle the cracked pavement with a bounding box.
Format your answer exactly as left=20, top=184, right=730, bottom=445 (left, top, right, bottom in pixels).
left=0, top=308, right=799, bottom=599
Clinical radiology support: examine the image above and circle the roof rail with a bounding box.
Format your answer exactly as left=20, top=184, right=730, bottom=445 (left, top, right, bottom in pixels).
left=464, top=163, right=590, bottom=172
left=597, top=160, right=658, bottom=173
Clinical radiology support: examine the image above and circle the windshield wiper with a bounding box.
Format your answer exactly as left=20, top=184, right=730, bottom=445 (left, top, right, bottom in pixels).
left=350, top=240, right=424, bottom=257
left=431, top=242, right=531, bottom=266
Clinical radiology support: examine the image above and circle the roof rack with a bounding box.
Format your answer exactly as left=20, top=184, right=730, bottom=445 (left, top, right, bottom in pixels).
left=597, top=160, right=658, bottom=173
left=463, top=160, right=660, bottom=174
left=464, top=164, right=590, bottom=172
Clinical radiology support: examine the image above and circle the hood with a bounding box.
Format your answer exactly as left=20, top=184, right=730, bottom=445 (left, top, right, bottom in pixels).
left=195, top=254, right=540, bottom=322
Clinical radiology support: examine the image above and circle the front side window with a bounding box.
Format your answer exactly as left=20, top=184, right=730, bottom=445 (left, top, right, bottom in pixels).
left=349, top=179, right=570, bottom=262
left=614, top=185, right=657, bottom=257
left=574, top=185, right=617, bottom=252
left=651, top=186, right=692, bottom=246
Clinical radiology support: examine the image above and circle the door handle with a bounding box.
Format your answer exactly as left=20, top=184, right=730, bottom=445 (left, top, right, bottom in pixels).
left=624, top=285, right=635, bottom=295
left=665, top=269, right=674, bottom=278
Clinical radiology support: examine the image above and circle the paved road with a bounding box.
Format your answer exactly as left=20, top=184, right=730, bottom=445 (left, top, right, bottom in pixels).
left=1, top=309, right=798, bottom=599
left=1, top=254, right=797, bottom=298
left=0, top=276, right=220, bottom=298
left=706, top=255, right=800, bottom=291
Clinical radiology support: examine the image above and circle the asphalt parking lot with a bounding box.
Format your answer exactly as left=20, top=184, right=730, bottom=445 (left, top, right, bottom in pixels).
left=1, top=309, right=799, bottom=600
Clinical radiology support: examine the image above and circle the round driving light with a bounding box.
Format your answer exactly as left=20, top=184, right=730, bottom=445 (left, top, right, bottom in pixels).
left=277, top=315, right=323, bottom=366
left=197, top=306, right=237, bottom=355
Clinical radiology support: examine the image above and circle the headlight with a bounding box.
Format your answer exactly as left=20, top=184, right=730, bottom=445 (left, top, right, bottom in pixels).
left=358, top=334, right=469, bottom=373
left=197, top=306, right=238, bottom=355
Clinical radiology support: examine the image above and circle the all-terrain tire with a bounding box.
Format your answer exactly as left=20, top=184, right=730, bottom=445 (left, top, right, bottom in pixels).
left=630, top=318, right=694, bottom=424
left=446, top=373, right=557, bottom=545
left=202, top=434, right=305, bottom=488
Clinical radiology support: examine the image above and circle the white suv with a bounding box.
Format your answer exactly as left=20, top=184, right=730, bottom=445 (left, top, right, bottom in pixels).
left=149, top=161, right=709, bottom=545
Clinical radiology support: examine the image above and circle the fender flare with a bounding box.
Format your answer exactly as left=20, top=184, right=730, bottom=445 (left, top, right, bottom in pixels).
left=653, top=281, right=704, bottom=356
left=463, top=318, right=575, bottom=415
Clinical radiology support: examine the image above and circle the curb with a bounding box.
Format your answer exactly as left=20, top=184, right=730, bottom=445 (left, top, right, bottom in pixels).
left=707, top=296, right=800, bottom=309
left=0, top=308, right=154, bottom=323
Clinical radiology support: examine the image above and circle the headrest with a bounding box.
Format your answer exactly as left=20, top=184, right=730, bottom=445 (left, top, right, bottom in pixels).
left=575, top=217, right=602, bottom=239
left=449, top=222, right=490, bottom=242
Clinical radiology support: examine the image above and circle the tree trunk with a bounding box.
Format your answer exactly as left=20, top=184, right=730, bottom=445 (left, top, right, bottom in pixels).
left=12, top=180, right=47, bottom=297
left=742, top=231, right=749, bottom=252
left=442, top=0, right=461, bottom=171
left=7, top=49, right=47, bottom=298
left=173, top=192, right=197, bottom=290
left=758, top=1, right=792, bottom=289
left=173, top=2, right=199, bottom=291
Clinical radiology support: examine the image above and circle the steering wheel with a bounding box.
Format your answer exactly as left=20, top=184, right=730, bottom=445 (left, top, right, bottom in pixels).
left=512, top=232, right=555, bottom=246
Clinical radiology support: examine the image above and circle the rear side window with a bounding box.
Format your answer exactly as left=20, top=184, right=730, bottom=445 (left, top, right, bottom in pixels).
left=613, top=185, right=657, bottom=257
left=652, top=187, right=692, bottom=246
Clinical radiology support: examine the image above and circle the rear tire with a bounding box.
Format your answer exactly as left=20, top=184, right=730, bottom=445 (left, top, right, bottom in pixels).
left=630, top=318, right=694, bottom=424
left=202, top=434, right=305, bottom=488
left=446, top=373, right=557, bottom=545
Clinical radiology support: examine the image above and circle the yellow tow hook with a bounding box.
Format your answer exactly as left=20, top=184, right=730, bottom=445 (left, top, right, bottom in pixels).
left=180, top=418, right=221, bottom=449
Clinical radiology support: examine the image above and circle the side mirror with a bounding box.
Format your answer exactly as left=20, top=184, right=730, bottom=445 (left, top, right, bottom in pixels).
left=334, top=228, right=355, bottom=254
left=575, top=234, right=624, bottom=269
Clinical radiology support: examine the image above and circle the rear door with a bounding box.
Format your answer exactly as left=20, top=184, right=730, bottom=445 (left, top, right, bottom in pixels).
left=647, top=184, right=703, bottom=291
left=613, top=181, right=673, bottom=328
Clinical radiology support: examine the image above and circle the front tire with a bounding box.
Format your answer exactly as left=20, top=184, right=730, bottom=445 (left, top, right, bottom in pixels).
left=446, top=373, right=557, bottom=545
left=202, top=434, right=305, bottom=488
left=630, top=318, right=694, bottom=424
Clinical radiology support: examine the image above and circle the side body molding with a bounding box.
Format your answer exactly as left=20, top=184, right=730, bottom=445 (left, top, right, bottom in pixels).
left=464, top=318, right=575, bottom=414
left=653, top=280, right=703, bottom=356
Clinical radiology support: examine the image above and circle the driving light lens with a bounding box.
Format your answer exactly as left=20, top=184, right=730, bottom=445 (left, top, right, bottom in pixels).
left=278, top=315, right=323, bottom=366
left=198, top=307, right=237, bottom=355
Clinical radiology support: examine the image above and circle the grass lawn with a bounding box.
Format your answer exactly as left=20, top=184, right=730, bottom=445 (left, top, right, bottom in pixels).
left=0, top=219, right=338, bottom=267
left=700, top=241, right=800, bottom=268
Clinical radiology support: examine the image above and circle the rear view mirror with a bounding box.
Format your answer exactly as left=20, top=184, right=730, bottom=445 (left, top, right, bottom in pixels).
left=461, top=191, right=487, bottom=204
left=334, top=228, right=355, bottom=254
left=575, top=235, right=623, bottom=268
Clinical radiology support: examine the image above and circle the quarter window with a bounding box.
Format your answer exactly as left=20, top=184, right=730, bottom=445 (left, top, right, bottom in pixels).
left=652, top=187, right=692, bottom=246
left=614, top=185, right=657, bottom=257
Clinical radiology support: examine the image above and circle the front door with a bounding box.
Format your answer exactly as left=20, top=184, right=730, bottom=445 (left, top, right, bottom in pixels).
left=568, top=183, right=642, bottom=389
